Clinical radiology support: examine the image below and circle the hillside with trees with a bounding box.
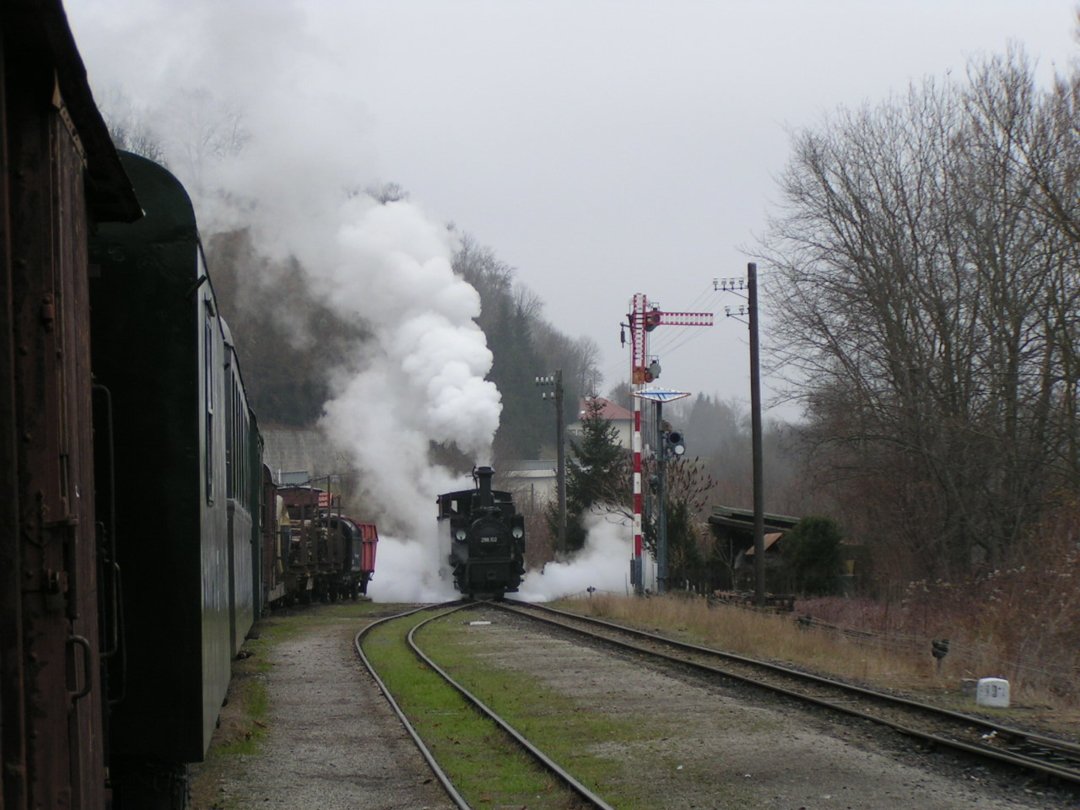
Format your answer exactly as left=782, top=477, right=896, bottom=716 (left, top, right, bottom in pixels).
left=201, top=224, right=605, bottom=473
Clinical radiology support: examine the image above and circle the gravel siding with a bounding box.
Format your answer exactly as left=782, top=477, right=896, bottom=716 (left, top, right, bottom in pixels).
left=194, top=619, right=455, bottom=809
left=451, top=607, right=1069, bottom=810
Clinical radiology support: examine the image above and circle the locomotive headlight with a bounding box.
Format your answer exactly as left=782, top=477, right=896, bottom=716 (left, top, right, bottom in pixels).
left=511, top=526, right=524, bottom=539
left=454, top=528, right=467, bottom=541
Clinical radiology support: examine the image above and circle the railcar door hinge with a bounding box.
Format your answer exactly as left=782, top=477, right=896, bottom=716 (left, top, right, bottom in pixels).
left=43, top=568, right=70, bottom=612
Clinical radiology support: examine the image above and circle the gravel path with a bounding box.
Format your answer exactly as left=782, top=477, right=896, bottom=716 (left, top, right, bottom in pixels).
left=192, top=615, right=455, bottom=809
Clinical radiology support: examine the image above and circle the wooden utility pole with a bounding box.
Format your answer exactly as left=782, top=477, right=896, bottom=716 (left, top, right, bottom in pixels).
left=748, top=263, right=766, bottom=606
left=536, top=371, right=566, bottom=554
left=718, top=267, right=766, bottom=604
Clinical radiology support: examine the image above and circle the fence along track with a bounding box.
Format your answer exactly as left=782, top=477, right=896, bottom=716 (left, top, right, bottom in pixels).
left=499, top=599, right=1080, bottom=790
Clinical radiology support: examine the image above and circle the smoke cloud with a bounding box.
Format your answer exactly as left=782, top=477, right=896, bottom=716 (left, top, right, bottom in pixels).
left=365, top=531, right=459, bottom=604
left=71, top=0, right=501, bottom=597
left=516, top=514, right=633, bottom=602
left=71, top=0, right=634, bottom=604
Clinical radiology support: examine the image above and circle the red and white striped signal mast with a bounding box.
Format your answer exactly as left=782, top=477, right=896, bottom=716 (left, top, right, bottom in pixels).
left=625, top=293, right=712, bottom=593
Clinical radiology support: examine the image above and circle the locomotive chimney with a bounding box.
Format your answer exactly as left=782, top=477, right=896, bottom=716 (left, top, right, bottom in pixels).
left=475, top=465, right=495, bottom=508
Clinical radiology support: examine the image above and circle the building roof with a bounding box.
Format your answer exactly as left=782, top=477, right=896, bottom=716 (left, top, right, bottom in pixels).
left=502, top=459, right=557, bottom=473
left=578, top=397, right=633, bottom=422
left=708, top=505, right=801, bottom=534
left=744, top=532, right=785, bottom=556
left=261, top=424, right=352, bottom=484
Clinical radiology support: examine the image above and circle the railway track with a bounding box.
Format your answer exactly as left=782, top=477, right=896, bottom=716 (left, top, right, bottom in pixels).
left=497, top=599, right=1080, bottom=790
left=355, top=602, right=613, bottom=810
left=355, top=604, right=467, bottom=808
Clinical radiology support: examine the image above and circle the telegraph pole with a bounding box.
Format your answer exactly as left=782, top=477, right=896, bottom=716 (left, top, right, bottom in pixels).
left=748, top=263, right=766, bottom=606
left=536, top=371, right=566, bottom=555
left=718, top=266, right=766, bottom=605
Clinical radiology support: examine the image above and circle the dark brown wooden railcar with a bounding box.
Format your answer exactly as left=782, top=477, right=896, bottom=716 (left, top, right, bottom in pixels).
left=1, top=2, right=139, bottom=809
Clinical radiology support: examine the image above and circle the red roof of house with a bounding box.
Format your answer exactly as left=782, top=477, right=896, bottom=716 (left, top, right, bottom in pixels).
left=579, top=397, right=633, bottom=422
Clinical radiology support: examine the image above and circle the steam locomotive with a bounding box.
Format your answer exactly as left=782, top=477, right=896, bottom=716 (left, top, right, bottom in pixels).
left=437, top=466, right=526, bottom=598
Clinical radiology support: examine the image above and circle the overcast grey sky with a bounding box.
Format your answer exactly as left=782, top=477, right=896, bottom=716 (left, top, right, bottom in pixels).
left=68, top=1, right=1080, bottom=420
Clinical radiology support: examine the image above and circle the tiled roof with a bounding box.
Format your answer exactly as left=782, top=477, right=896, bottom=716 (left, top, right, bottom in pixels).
left=579, top=397, right=633, bottom=422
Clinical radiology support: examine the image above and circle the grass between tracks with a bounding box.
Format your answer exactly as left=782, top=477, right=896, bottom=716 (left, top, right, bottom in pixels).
left=363, top=609, right=593, bottom=809
left=421, top=614, right=656, bottom=807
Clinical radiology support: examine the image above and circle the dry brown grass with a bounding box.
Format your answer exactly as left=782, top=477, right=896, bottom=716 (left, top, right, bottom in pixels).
left=555, top=587, right=1079, bottom=739
left=561, top=592, right=942, bottom=689
left=554, top=498, right=1080, bottom=738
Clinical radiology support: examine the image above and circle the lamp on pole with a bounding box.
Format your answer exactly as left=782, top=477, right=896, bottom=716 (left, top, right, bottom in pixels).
left=536, top=371, right=566, bottom=555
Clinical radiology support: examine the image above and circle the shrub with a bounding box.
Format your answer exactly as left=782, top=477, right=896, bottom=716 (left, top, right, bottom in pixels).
left=783, top=516, right=845, bottom=596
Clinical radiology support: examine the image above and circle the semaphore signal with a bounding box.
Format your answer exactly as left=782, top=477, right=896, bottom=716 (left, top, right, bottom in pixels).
left=623, top=293, right=712, bottom=594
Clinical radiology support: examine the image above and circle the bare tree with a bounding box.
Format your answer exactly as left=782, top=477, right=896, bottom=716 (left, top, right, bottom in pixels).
left=761, top=50, right=1080, bottom=582
left=168, top=88, right=250, bottom=195
left=98, top=87, right=168, bottom=164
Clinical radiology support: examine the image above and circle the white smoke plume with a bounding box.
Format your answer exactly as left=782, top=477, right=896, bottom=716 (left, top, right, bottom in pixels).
left=69, top=0, right=501, bottom=598
left=365, top=531, right=459, bottom=604
left=516, top=514, right=633, bottom=602
left=72, top=2, right=643, bottom=606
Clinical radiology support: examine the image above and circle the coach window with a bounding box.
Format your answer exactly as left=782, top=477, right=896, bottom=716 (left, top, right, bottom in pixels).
left=205, top=302, right=215, bottom=504
left=226, top=369, right=235, bottom=500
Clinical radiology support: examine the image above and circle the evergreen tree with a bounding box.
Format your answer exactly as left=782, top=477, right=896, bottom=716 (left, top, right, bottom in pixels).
left=553, top=398, right=628, bottom=552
